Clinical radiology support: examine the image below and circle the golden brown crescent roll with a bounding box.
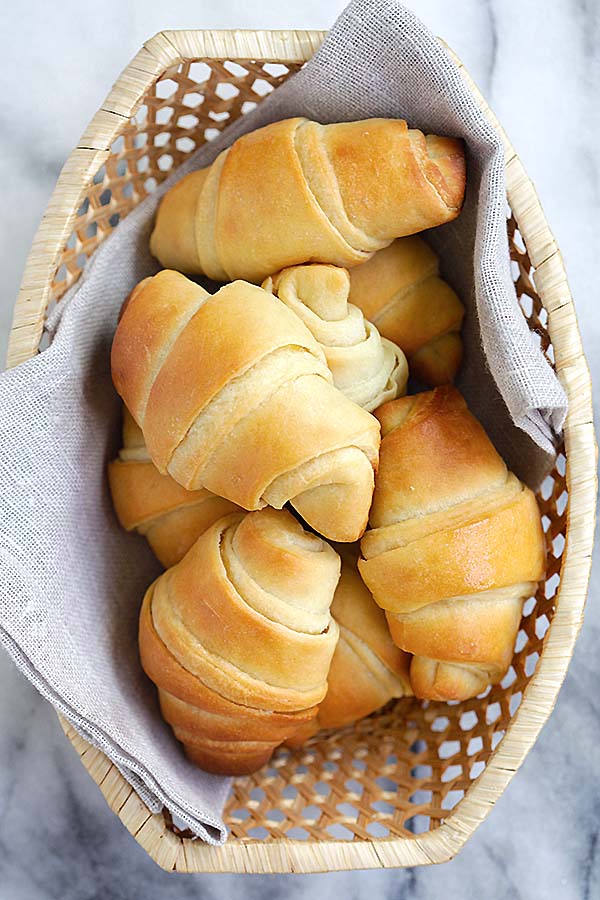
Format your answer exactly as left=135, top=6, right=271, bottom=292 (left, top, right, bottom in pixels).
left=139, top=507, right=340, bottom=774
left=111, top=270, right=380, bottom=542
left=359, top=387, right=546, bottom=702
left=347, top=236, right=465, bottom=385
left=287, top=563, right=412, bottom=747
left=108, top=408, right=240, bottom=568
left=150, top=117, right=466, bottom=283
left=262, top=264, right=408, bottom=412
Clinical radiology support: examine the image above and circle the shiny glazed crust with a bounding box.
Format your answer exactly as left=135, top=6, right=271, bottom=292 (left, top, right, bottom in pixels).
left=347, top=236, right=465, bottom=385
left=139, top=508, right=341, bottom=775
left=359, top=387, right=546, bottom=701
left=149, top=118, right=466, bottom=283
left=108, top=409, right=241, bottom=567
left=287, top=563, right=412, bottom=747
left=263, top=264, right=408, bottom=412
left=111, top=270, right=381, bottom=542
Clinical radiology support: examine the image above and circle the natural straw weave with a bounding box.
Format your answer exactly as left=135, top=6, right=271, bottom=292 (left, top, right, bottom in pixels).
left=8, top=31, right=596, bottom=873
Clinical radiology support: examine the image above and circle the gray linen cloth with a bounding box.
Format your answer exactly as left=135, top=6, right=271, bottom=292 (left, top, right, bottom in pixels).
left=0, top=0, right=567, bottom=842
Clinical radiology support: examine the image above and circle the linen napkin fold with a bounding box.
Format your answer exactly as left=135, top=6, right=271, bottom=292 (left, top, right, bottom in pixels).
left=0, top=0, right=566, bottom=843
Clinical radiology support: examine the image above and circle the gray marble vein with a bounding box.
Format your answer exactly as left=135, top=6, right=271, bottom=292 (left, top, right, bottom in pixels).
left=0, top=1, right=599, bottom=898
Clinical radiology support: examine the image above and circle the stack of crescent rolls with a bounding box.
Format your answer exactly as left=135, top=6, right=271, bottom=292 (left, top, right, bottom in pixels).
left=108, top=116, right=546, bottom=776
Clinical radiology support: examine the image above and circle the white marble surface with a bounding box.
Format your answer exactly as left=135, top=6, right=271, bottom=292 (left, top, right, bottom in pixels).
left=0, top=1, right=598, bottom=897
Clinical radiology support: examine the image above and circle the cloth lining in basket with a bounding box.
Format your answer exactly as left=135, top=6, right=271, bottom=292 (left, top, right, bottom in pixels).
left=0, top=0, right=566, bottom=842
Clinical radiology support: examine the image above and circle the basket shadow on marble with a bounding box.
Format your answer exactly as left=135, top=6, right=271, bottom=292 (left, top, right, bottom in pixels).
left=8, top=30, right=596, bottom=873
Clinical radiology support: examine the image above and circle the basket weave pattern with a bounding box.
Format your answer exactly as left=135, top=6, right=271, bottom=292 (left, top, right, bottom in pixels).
left=9, top=31, right=595, bottom=873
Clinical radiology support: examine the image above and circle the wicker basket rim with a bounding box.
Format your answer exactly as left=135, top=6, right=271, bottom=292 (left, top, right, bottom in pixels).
left=9, top=29, right=598, bottom=874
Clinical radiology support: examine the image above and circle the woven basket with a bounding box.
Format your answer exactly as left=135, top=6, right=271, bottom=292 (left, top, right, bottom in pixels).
left=8, top=30, right=596, bottom=874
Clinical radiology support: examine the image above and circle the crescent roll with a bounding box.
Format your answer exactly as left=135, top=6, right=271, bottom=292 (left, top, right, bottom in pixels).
left=108, top=408, right=240, bottom=568
left=347, top=236, right=465, bottom=385
left=262, top=264, right=408, bottom=412
left=287, top=562, right=412, bottom=747
left=150, top=117, right=466, bottom=283
left=139, top=507, right=340, bottom=774
left=111, top=270, right=380, bottom=542
left=359, top=387, right=546, bottom=702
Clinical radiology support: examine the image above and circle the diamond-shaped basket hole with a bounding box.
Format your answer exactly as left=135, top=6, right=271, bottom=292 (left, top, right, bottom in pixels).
left=252, top=77, right=274, bottom=96
left=263, top=62, right=290, bottom=77
left=314, top=781, right=331, bottom=798
left=301, top=805, right=322, bottom=823
left=545, top=573, right=560, bottom=600
left=441, top=789, right=464, bottom=811
left=536, top=614, right=551, bottom=639
left=175, top=136, right=196, bottom=153
left=491, top=730, right=505, bottom=750
left=515, top=629, right=528, bottom=653
left=265, top=808, right=286, bottom=825
left=215, top=82, right=240, bottom=100
left=500, top=666, right=517, bottom=689
left=509, top=692, right=523, bottom=715
left=229, top=807, right=251, bottom=823
left=155, top=78, right=178, bottom=99
left=336, top=803, right=359, bottom=821
left=286, top=826, right=310, bottom=840
left=438, top=740, right=461, bottom=760
left=431, top=715, right=449, bottom=733
left=441, top=764, right=463, bottom=783
left=344, top=778, right=364, bottom=797
left=410, top=763, right=432, bottom=779
left=366, top=822, right=390, bottom=838
left=223, top=60, right=249, bottom=77
left=519, top=293, right=534, bottom=317
left=467, top=736, right=484, bottom=756
left=281, top=784, right=298, bottom=801
left=204, top=127, right=221, bottom=142
left=183, top=91, right=204, bottom=108
left=375, top=775, right=398, bottom=793
left=326, top=824, right=355, bottom=840
left=154, top=131, right=171, bottom=147
left=189, top=61, right=212, bottom=83
left=242, top=100, right=258, bottom=115
left=409, top=789, right=433, bottom=805
left=178, top=113, right=199, bottom=129
left=525, top=651, right=540, bottom=676
left=470, top=760, right=486, bottom=778
left=459, top=710, right=478, bottom=731
left=405, top=814, right=430, bottom=835
left=371, top=799, right=395, bottom=815
left=247, top=826, right=269, bottom=840
left=157, top=154, right=174, bottom=172
left=155, top=107, right=173, bottom=125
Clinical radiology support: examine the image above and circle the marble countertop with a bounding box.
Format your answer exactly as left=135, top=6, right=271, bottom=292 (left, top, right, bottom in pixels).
left=0, top=1, right=598, bottom=897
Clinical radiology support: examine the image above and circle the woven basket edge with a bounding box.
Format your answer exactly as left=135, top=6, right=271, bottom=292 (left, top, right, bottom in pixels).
left=10, top=30, right=597, bottom=874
